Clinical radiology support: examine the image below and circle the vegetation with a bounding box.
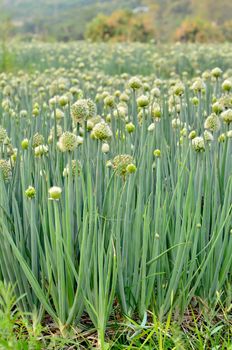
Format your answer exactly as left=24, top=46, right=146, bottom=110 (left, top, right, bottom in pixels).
left=174, top=18, right=224, bottom=43
left=1, top=0, right=232, bottom=42
left=85, top=10, right=154, bottom=42
left=0, top=281, right=231, bottom=349
left=0, top=41, right=231, bottom=348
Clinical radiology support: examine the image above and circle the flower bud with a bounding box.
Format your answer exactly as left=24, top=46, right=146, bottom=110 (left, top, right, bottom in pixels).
left=48, top=186, right=62, bottom=201
left=104, top=95, right=115, bottom=108
left=218, top=133, right=226, bottom=143
left=221, top=109, right=232, bottom=124
left=125, top=122, right=135, bottom=133
left=102, top=143, right=110, bottom=153
left=212, top=102, right=223, bottom=114
left=21, top=138, right=29, bottom=150
left=148, top=123, right=155, bottom=131
left=126, top=163, right=137, bottom=173
left=128, top=77, right=142, bottom=90
left=153, top=149, right=161, bottom=158
left=137, top=95, right=149, bottom=108
left=25, top=186, right=36, bottom=199
left=59, top=95, right=69, bottom=107
left=211, top=67, right=222, bottom=78
left=188, top=130, right=197, bottom=140
left=192, top=97, right=199, bottom=106
left=222, top=79, right=232, bottom=92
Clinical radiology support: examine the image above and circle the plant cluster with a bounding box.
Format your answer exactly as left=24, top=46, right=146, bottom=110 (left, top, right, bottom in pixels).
left=0, top=43, right=231, bottom=348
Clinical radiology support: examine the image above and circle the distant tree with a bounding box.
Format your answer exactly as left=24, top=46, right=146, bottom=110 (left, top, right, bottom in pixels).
left=0, top=8, right=13, bottom=42
left=85, top=14, right=111, bottom=42
left=174, top=18, right=224, bottom=43
left=0, top=1, right=14, bottom=70
left=222, top=21, right=232, bottom=42
left=85, top=10, right=155, bottom=42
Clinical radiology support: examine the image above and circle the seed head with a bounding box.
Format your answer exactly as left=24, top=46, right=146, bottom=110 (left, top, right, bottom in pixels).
left=91, top=122, right=112, bottom=141
left=191, top=79, right=205, bottom=93
left=204, top=113, right=221, bottom=132
left=59, top=132, right=78, bottom=152
left=192, top=136, right=205, bottom=152
left=112, top=154, right=134, bottom=176
left=151, top=87, right=160, bottom=98
left=211, top=67, right=222, bottom=78
left=221, top=109, right=232, bottom=125
left=218, top=133, right=226, bottom=143
left=0, top=126, right=8, bottom=144
left=71, top=99, right=89, bottom=124
left=218, top=95, right=232, bottom=110
left=222, top=79, right=232, bottom=92
left=120, top=93, right=130, bottom=102
left=137, top=95, right=149, bottom=108
left=212, top=101, right=223, bottom=114
left=33, top=133, right=44, bottom=148
left=173, top=82, right=185, bottom=96
left=34, top=145, right=48, bottom=157
left=20, top=110, right=28, bottom=118
left=52, top=108, right=64, bottom=121
left=104, top=95, right=115, bottom=108
left=113, top=104, right=127, bottom=119
left=171, top=118, right=181, bottom=129
left=128, top=77, right=142, bottom=90
left=87, top=99, right=97, bottom=118
left=151, top=103, right=161, bottom=119
left=49, top=125, right=63, bottom=141
left=0, top=159, right=11, bottom=181
left=63, top=160, right=81, bottom=177
left=204, top=130, right=214, bottom=142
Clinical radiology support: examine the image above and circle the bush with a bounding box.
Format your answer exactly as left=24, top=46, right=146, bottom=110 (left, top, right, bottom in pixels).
left=85, top=10, right=155, bottom=42
left=222, top=20, right=232, bottom=42
left=174, top=18, right=224, bottom=43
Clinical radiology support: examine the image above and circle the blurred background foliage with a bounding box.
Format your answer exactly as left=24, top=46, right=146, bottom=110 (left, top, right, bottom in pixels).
left=0, top=0, right=232, bottom=43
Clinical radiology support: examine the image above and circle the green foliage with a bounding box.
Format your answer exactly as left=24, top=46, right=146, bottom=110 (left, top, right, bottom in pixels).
left=0, top=41, right=232, bottom=349
left=1, top=0, right=232, bottom=42
left=222, top=21, right=232, bottom=42
left=174, top=18, right=224, bottom=42
left=0, top=284, right=230, bottom=349
left=85, top=10, right=155, bottom=42
left=0, top=282, right=43, bottom=349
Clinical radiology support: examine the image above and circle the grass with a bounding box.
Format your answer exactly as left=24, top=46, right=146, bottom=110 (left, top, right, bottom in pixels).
left=0, top=282, right=231, bottom=349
